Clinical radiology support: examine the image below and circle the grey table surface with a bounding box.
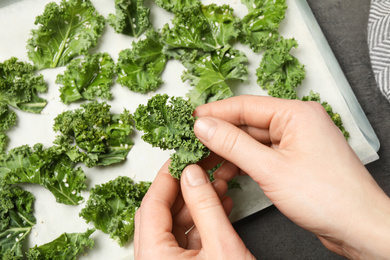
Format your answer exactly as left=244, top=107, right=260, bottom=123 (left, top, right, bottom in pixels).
left=234, top=0, right=390, bottom=259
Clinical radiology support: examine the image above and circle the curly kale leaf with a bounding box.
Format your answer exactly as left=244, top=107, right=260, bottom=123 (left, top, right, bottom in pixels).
left=26, top=229, right=94, bottom=260
left=27, top=0, right=105, bottom=69
left=0, top=144, right=87, bottom=205
left=134, top=94, right=210, bottom=178
left=116, top=29, right=168, bottom=93
left=53, top=101, right=134, bottom=167
left=0, top=102, right=17, bottom=153
left=0, top=184, right=36, bottom=260
left=155, top=0, right=201, bottom=13
left=181, top=45, right=249, bottom=107
left=240, top=0, right=287, bottom=52
left=108, top=0, right=151, bottom=38
left=0, top=57, right=47, bottom=113
left=162, top=4, right=242, bottom=52
left=79, top=176, right=150, bottom=247
left=56, top=52, right=115, bottom=104
left=256, top=37, right=305, bottom=99
left=301, top=91, right=350, bottom=140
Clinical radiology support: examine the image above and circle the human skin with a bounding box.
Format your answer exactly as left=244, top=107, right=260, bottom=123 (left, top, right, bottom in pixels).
left=135, top=95, right=390, bottom=259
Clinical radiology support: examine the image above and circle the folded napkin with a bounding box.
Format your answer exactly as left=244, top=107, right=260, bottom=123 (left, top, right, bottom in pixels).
left=368, top=1, right=390, bottom=101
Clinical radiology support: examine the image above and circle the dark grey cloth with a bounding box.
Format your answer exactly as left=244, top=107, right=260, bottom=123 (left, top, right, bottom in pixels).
left=368, top=0, right=390, bottom=101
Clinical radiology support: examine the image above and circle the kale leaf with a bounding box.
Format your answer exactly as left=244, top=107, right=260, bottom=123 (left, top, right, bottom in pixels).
left=134, top=94, right=210, bottom=178
left=56, top=52, right=115, bottom=104
left=240, top=0, right=287, bottom=52
left=27, top=0, right=105, bottom=69
left=0, top=184, right=36, bottom=260
left=79, top=176, right=150, bottom=247
left=181, top=45, right=249, bottom=107
left=0, top=144, right=87, bottom=205
left=256, top=37, right=305, bottom=99
left=0, top=102, right=17, bottom=153
left=26, top=229, right=95, bottom=260
left=0, top=57, right=47, bottom=113
left=155, top=0, right=201, bottom=13
left=116, top=29, right=168, bottom=93
left=108, top=0, right=151, bottom=38
left=53, top=101, right=134, bottom=167
left=162, top=4, right=242, bottom=52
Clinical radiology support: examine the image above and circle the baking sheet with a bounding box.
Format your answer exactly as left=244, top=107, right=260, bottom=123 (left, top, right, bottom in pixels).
left=0, top=0, right=379, bottom=259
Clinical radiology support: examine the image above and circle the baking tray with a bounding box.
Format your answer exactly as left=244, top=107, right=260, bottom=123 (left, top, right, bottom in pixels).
left=0, top=0, right=379, bottom=259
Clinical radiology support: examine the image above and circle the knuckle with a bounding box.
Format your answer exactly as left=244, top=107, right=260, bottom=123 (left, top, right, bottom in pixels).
left=218, top=127, right=241, bottom=158
left=192, top=192, right=221, bottom=212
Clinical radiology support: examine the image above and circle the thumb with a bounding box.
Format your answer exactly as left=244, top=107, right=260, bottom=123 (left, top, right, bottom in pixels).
left=194, top=117, right=280, bottom=184
left=181, top=165, right=246, bottom=255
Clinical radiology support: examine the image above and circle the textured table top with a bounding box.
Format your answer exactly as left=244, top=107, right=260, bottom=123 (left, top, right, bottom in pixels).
left=234, top=0, right=390, bottom=259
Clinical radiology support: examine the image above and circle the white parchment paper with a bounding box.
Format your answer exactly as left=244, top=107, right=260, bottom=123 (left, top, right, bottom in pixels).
left=0, top=0, right=379, bottom=259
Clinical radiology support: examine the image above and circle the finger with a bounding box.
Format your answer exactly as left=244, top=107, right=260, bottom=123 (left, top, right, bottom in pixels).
left=134, top=209, right=141, bottom=258
left=197, top=151, right=225, bottom=171
left=185, top=195, right=233, bottom=250
left=239, top=125, right=271, bottom=144
left=138, top=160, right=180, bottom=249
left=193, top=95, right=286, bottom=130
left=212, top=160, right=239, bottom=182
left=181, top=164, right=246, bottom=254
left=172, top=177, right=229, bottom=234
left=194, top=116, right=282, bottom=184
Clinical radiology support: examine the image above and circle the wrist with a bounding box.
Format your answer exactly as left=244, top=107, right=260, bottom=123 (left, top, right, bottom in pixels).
left=340, top=191, right=390, bottom=259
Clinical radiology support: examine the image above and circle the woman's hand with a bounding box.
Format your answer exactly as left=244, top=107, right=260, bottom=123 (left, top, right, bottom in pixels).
left=193, top=95, right=390, bottom=259
left=134, top=160, right=255, bottom=260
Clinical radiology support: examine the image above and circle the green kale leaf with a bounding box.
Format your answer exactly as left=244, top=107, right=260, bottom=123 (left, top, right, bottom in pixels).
left=0, top=102, right=17, bottom=153
left=108, top=0, right=151, bottom=38
left=181, top=45, right=249, bottom=107
left=134, top=94, right=210, bottom=178
left=0, top=57, right=47, bottom=113
left=27, top=0, right=105, bottom=69
left=0, top=144, right=87, bottom=205
left=256, top=37, right=305, bottom=99
left=240, top=0, right=287, bottom=52
left=0, top=184, right=36, bottom=260
left=116, top=29, right=168, bottom=93
left=56, top=52, right=115, bottom=104
left=53, top=101, right=134, bottom=167
left=155, top=0, right=201, bottom=13
left=301, top=91, right=350, bottom=140
left=79, top=176, right=150, bottom=247
left=26, top=229, right=95, bottom=260
left=162, top=4, right=242, bottom=52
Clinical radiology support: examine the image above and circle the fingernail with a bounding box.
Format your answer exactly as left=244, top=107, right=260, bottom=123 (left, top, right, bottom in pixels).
left=194, top=117, right=217, bottom=142
left=184, top=165, right=209, bottom=187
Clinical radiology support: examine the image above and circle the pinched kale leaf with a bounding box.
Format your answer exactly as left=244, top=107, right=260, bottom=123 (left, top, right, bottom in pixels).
left=0, top=184, right=36, bottom=260
left=240, top=0, right=287, bottom=52
left=0, top=57, right=47, bottom=113
left=155, top=0, right=201, bottom=13
left=56, top=52, right=115, bottom=104
left=0, top=143, right=87, bottom=205
left=134, top=94, right=210, bottom=178
left=181, top=45, right=249, bottom=107
left=162, top=4, right=242, bottom=52
left=27, top=0, right=105, bottom=69
left=79, top=176, right=150, bottom=247
left=256, top=37, right=305, bottom=99
left=116, top=29, right=168, bottom=93
left=108, top=0, right=151, bottom=38
left=53, top=101, right=134, bottom=167
left=26, top=229, right=95, bottom=260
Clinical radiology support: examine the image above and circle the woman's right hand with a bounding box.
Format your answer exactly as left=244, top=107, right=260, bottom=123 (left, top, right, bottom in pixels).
left=193, top=95, right=390, bottom=259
